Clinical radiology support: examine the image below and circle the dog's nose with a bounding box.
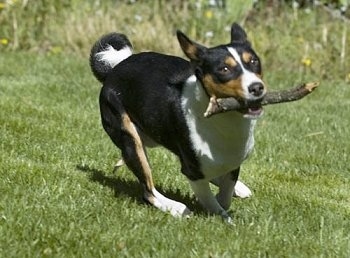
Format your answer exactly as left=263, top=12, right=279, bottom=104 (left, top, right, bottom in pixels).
left=248, top=82, right=265, bottom=97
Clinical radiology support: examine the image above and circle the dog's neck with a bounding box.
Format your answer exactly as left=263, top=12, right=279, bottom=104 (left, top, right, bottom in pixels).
left=180, top=75, right=258, bottom=178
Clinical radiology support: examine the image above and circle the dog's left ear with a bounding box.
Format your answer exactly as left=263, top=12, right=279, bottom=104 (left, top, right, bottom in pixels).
left=231, top=23, right=250, bottom=45
left=177, top=30, right=207, bottom=62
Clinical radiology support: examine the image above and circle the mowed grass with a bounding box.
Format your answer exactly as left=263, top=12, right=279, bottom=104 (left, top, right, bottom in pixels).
left=1, top=6, right=350, bottom=258
left=1, top=51, right=349, bottom=258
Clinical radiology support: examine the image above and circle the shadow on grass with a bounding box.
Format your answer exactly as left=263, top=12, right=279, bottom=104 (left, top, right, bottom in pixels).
left=76, top=164, right=203, bottom=214
left=76, top=164, right=143, bottom=203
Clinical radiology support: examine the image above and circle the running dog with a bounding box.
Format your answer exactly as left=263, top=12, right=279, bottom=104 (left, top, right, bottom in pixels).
left=89, top=23, right=266, bottom=223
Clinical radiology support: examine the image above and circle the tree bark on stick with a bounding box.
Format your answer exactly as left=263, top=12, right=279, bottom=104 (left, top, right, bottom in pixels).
left=204, top=82, right=319, bottom=118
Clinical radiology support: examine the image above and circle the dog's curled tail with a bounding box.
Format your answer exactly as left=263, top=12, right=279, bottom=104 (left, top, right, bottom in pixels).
left=90, top=33, right=133, bottom=83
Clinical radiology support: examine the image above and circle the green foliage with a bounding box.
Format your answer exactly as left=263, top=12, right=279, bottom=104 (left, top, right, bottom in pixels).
left=0, top=0, right=254, bottom=54
left=0, top=0, right=349, bottom=81
left=257, top=0, right=349, bottom=7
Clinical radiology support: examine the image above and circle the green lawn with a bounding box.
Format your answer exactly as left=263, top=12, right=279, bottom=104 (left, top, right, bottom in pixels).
left=1, top=2, right=350, bottom=255
left=0, top=47, right=349, bottom=257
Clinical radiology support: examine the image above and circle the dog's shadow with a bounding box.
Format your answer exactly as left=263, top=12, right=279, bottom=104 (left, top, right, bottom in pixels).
left=76, top=164, right=202, bottom=213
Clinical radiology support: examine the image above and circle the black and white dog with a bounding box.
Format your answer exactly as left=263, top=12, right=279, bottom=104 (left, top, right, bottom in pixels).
left=90, top=23, right=266, bottom=223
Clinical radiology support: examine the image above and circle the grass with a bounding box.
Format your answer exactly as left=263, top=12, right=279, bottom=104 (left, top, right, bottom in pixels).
left=1, top=1, right=350, bottom=257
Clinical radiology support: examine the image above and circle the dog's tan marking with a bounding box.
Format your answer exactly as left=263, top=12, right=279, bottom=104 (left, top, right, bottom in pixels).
left=224, top=56, right=237, bottom=67
left=177, top=33, right=201, bottom=61
left=121, top=113, right=154, bottom=193
left=202, top=74, right=245, bottom=99
left=242, top=51, right=252, bottom=64
left=184, top=44, right=200, bottom=61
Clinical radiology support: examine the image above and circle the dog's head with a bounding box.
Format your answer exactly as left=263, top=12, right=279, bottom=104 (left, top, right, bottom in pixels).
left=177, top=23, right=266, bottom=118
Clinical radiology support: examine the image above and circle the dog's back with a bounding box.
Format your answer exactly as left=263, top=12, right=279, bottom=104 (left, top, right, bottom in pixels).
left=90, top=33, right=197, bottom=157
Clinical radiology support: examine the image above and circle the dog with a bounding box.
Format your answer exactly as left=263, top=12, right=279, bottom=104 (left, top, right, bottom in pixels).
left=89, top=23, right=266, bottom=223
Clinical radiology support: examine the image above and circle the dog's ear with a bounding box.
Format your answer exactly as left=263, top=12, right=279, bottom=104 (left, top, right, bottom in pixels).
left=230, top=23, right=249, bottom=44
left=177, top=30, right=207, bottom=62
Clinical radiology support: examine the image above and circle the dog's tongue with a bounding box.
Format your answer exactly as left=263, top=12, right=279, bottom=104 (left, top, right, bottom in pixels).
left=248, top=106, right=263, bottom=115
left=241, top=106, right=263, bottom=118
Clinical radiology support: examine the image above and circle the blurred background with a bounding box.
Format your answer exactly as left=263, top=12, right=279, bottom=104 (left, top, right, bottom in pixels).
left=0, top=0, right=349, bottom=82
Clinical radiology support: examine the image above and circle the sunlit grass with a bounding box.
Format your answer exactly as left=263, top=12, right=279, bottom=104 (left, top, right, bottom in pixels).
left=0, top=1, right=350, bottom=257
left=1, top=46, right=349, bottom=258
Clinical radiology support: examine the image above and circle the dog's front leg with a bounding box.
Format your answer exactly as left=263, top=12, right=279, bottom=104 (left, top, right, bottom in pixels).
left=214, top=170, right=239, bottom=211
left=188, top=179, right=232, bottom=224
left=214, top=168, right=248, bottom=210
left=211, top=167, right=252, bottom=199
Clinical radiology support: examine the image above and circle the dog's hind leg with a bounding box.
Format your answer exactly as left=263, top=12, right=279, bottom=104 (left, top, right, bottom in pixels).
left=100, top=90, right=190, bottom=217
left=113, top=127, right=159, bottom=172
left=119, top=113, right=191, bottom=217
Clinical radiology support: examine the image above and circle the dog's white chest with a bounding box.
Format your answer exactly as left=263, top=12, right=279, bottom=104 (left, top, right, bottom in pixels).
left=181, top=76, right=256, bottom=179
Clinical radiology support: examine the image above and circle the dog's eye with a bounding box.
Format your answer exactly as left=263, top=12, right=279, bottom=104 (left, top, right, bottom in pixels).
left=250, top=58, right=259, bottom=66
left=218, top=66, right=230, bottom=74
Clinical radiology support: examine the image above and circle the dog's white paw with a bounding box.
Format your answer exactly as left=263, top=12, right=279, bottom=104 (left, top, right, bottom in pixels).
left=170, top=204, right=192, bottom=218
left=152, top=189, right=192, bottom=218
left=233, top=180, right=252, bottom=198
left=115, top=159, right=125, bottom=167
left=113, top=159, right=125, bottom=172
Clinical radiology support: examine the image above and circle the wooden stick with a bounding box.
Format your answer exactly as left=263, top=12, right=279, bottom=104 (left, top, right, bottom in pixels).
left=204, top=82, right=319, bottom=117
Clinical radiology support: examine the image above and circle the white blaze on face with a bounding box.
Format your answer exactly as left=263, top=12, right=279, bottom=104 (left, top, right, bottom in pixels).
left=227, top=47, right=264, bottom=100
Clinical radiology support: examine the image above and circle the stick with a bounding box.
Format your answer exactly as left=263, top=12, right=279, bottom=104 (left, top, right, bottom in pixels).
left=204, top=82, right=319, bottom=117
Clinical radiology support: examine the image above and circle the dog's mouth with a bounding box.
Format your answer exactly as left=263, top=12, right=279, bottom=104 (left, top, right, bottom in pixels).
left=239, top=106, right=263, bottom=119
left=237, top=99, right=264, bottom=119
